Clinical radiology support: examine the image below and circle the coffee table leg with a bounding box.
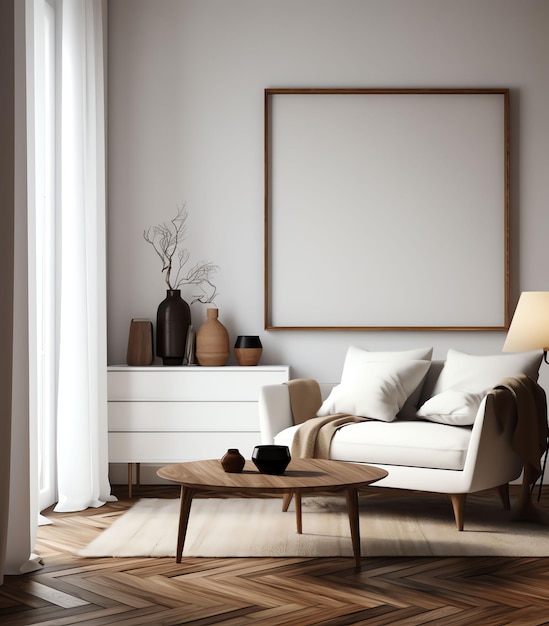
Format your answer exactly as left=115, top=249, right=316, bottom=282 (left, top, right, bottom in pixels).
left=176, top=486, right=195, bottom=563
left=282, top=492, right=293, bottom=512
left=346, top=487, right=361, bottom=568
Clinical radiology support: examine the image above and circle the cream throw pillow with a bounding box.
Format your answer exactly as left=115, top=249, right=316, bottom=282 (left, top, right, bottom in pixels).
left=341, top=345, right=433, bottom=364
left=337, top=345, right=433, bottom=417
left=417, top=348, right=543, bottom=426
left=317, top=355, right=431, bottom=422
left=432, top=348, right=542, bottom=396
left=417, top=389, right=484, bottom=426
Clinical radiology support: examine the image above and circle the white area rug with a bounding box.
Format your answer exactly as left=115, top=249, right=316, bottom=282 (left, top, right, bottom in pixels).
left=78, top=493, right=549, bottom=558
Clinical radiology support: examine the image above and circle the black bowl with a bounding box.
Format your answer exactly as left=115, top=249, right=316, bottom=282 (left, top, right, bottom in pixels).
left=252, top=445, right=291, bottom=475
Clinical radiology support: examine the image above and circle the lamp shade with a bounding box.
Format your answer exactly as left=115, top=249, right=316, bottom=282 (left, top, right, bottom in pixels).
left=503, top=292, right=549, bottom=352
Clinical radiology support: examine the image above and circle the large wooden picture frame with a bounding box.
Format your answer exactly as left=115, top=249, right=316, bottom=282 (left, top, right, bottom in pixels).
left=264, top=88, right=509, bottom=331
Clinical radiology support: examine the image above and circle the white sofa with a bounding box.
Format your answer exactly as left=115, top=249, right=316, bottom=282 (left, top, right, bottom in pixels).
left=258, top=347, right=545, bottom=530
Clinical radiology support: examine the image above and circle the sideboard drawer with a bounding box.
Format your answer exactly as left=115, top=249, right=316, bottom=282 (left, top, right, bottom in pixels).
left=108, top=401, right=259, bottom=431
left=108, top=366, right=290, bottom=401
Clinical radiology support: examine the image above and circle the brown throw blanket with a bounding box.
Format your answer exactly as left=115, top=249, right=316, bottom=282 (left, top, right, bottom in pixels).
left=286, top=379, right=323, bottom=425
left=491, top=375, right=548, bottom=479
left=286, top=379, right=369, bottom=459
left=488, top=374, right=548, bottom=522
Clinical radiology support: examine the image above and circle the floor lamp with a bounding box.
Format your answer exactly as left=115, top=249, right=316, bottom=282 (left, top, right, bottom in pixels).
left=503, top=291, right=549, bottom=501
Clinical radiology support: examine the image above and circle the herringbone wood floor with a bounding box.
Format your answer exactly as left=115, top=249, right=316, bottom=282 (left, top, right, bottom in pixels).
left=1, top=485, right=549, bottom=625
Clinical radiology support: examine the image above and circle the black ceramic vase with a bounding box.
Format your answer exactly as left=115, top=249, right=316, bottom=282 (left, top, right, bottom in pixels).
left=252, top=445, right=291, bottom=475
left=156, top=289, right=191, bottom=366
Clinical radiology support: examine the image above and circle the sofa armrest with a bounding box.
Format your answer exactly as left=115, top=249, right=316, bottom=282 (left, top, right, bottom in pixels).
left=460, top=393, right=523, bottom=492
left=258, top=384, right=294, bottom=444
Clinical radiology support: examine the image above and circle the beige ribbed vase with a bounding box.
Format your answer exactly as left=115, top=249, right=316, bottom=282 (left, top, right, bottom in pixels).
left=195, top=308, right=230, bottom=366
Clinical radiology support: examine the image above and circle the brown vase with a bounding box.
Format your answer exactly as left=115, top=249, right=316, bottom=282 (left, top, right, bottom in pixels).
left=234, top=335, right=263, bottom=366
left=126, top=319, right=154, bottom=366
left=195, top=308, right=230, bottom=366
left=221, top=448, right=245, bottom=473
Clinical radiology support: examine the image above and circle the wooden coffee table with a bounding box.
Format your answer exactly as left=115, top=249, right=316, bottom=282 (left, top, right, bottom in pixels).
left=157, top=458, right=388, bottom=568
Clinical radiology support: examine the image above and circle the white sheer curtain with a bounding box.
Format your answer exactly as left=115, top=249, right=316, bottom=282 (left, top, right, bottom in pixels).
left=1, top=0, right=40, bottom=581
left=52, top=0, right=113, bottom=512
left=2, top=0, right=113, bottom=583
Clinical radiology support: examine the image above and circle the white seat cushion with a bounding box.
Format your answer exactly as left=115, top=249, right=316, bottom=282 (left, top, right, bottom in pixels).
left=274, top=420, right=471, bottom=471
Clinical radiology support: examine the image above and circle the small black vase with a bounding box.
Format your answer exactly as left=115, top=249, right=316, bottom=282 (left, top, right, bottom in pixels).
left=252, top=445, right=291, bottom=475
left=156, top=289, right=191, bottom=366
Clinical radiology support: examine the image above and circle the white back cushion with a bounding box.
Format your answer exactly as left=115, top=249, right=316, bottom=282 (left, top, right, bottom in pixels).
left=317, top=345, right=432, bottom=422
left=432, top=348, right=542, bottom=395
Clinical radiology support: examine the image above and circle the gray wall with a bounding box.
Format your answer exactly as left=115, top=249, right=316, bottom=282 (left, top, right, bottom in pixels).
left=107, top=0, right=549, bottom=387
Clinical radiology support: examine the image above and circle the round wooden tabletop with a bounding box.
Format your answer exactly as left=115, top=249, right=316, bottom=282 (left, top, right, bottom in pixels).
left=157, top=458, right=387, bottom=493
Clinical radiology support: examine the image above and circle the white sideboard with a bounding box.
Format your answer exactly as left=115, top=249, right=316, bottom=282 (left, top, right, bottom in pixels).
left=107, top=365, right=290, bottom=492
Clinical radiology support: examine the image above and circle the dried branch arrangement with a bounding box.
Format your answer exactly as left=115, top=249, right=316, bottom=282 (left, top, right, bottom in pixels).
left=144, top=206, right=219, bottom=304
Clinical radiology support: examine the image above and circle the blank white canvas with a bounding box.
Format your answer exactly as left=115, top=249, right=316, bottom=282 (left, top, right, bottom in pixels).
left=266, top=92, right=507, bottom=329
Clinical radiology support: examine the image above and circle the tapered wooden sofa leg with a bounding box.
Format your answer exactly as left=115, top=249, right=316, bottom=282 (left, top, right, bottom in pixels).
left=449, top=494, right=466, bottom=531
left=497, top=483, right=511, bottom=510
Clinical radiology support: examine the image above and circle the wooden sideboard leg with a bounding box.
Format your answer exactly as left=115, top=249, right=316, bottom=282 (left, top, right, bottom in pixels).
left=128, top=463, right=133, bottom=499
left=449, top=493, right=466, bottom=531
left=136, top=463, right=141, bottom=488
left=294, top=490, right=302, bottom=534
